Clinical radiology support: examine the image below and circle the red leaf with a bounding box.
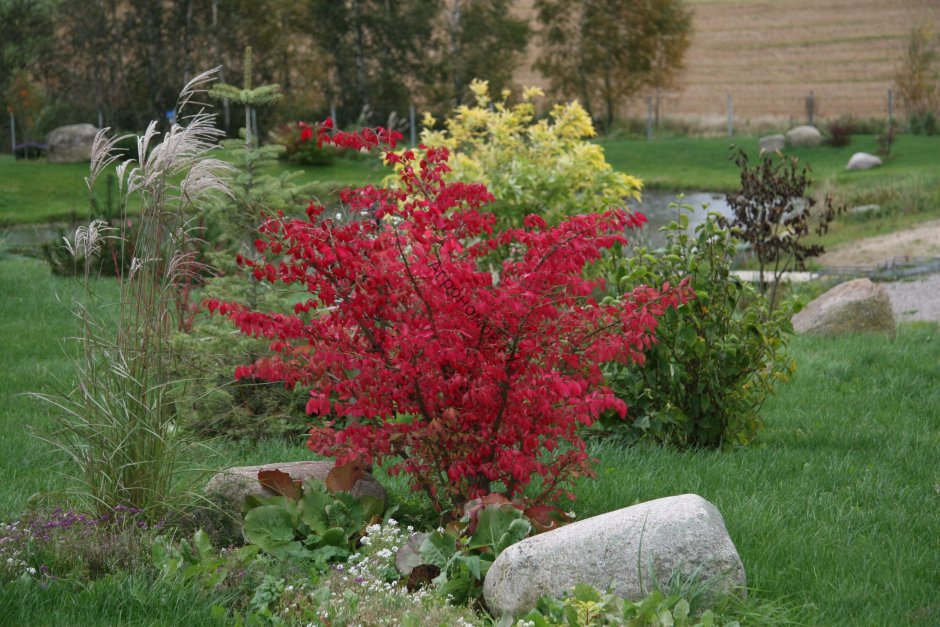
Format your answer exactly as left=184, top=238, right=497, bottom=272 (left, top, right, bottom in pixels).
left=325, top=457, right=366, bottom=493
left=257, top=469, right=302, bottom=500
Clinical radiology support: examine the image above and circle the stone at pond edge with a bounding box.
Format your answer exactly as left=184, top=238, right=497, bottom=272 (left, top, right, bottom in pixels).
left=46, top=124, right=99, bottom=163
left=759, top=134, right=785, bottom=153
left=846, top=152, right=882, bottom=171
left=483, top=494, right=746, bottom=618
left=786, top=125, right=822, bottom=148
left=792, top=278, right=896, bottom=336
left=202, top=461, right=386, bottom=544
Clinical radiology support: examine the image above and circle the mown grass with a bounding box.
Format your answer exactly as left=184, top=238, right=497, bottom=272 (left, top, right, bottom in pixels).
left=2, top=256, right=939, bottom=624
left=599, top=134, right=940, bottom=194
left=0, top=152, right=383, bottom=226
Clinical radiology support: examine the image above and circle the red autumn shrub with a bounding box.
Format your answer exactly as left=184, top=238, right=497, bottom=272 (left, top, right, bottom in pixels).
left=209, top=123, right=690, bottom=514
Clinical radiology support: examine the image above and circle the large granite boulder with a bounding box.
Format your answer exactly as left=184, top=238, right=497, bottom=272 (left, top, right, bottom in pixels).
left=759, top=134, right=785, bottom=153
left=792, top=278, right=895, bottom=336
left=846, top=152, right=882, bottom=171
left=203, top=461, right=386, bottom=544
left=46, top=123, right=99, bottom=163
left=786, top=125, right=822, bottom=148
left=483, top=494, right=746, bottom=618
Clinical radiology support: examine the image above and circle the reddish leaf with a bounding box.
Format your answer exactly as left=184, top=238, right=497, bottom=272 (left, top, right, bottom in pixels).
left=524, top=504, right=575, bottom=534
left=257, top=469, right=302, bottom=500
left=325, top=457, right=365, bottom=494
left=462, top=493, right=513, bottom=536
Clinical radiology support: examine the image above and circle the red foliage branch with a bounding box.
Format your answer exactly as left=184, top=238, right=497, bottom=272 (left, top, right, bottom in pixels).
left=209, top=123, right=690, bottom=514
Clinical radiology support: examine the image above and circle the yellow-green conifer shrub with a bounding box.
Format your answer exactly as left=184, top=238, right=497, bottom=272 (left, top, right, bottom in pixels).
left=399, top=80, right=642, bottom=228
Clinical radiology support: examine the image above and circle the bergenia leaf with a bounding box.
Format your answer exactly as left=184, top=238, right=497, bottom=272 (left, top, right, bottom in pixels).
left=258, top=469, right=302, bottom=500
left=396, top=532, right=429, bottom=576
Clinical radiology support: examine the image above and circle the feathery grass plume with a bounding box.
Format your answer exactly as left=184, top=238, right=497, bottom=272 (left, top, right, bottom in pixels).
left=31, top=68, right=231, bottom=521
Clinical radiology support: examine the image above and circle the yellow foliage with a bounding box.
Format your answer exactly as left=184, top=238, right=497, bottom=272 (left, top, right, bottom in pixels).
left=390, top=80, right=642, bottom=228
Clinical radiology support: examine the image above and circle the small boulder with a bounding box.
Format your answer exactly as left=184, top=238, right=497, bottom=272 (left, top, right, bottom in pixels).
left=846, top=152, right=882, bottom=171
left=483, top=494, right=746, bottom=618
left=46, top=123, right=99, bottom=163
left=786, top=125, right=822, bottom=148
left=792, top=278, right=896, bottom=336
left=759, top=134, right=785, bottom=153
left=203, top=461, right=386, bottom=543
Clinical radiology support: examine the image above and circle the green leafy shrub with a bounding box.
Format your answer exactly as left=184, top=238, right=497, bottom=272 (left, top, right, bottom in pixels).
left=597, top=207, right=795, bottom=448
left=395, top=496, right=533, bottom=605
left=240, top=469, right=385, bottom=569
left=909, top=111, right=940, bottom=135
left=520, top=583, right=725, bottom=626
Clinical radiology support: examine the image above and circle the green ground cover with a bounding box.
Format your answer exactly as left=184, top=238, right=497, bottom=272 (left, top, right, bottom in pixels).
left=2, top=256, right=938, bottom=625
left=3, top=134, right=937, bottom=229
left=0, top=153, right=383, bottom=226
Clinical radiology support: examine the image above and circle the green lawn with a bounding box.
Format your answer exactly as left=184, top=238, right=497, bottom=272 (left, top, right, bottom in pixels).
left=3, top=134, right=938, bottom=227
left=1, top=256, right=938, bottom=625
left=0, top=153, right=384, bottom=226
left=599, top=134, right=940, bottom=193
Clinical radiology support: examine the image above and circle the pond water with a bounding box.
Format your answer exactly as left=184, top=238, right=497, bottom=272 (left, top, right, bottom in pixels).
left=624, top=190, right=733, bottom=249
left=1, top=191, right=733, bottom=253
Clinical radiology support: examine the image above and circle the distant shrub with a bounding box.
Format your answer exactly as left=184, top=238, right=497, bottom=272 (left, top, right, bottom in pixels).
left=270, top=121, right=335, bottom=166
left=877, top=123, right=897, bottom=158
left=596, top=206, right=795, bottom=448
left=405, top=80, right=642, bottom=229
left=826, top=118, right=855, bottom=147
left=909, top=111, right=939, bottom=135
left=721, top=148, right=844, bottom=312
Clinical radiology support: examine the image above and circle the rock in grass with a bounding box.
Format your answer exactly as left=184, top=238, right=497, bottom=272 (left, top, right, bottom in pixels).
left=786, top=125, right=822, bottom=148
left=846, top=152, right=882, bottom=170
left=483, top=494, right=746, bottom=618
left=792, top=278, right=896, bottom=336
left=46, top=124, right=99, bottom=163
left=203, top=461, right=386, bottom=543
left=759, top=134, right=785, bottom=153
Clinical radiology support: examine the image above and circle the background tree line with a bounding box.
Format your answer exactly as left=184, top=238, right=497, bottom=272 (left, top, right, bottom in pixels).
left=0, top=0, right=691, bottom=145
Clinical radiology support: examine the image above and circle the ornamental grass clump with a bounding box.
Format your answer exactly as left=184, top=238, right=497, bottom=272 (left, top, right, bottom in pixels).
left=31, top=70, right=233, bottom=520
left=210, top=122, right=690, bottom=516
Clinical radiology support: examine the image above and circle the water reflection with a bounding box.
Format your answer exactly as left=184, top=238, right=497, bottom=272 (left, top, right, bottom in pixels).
left=625, top=190, right=732, bottom=249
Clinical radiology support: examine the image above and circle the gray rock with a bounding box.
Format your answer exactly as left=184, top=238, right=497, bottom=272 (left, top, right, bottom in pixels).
left=846, top=152, right=882, bottom=171
left=46, top=123, right=99, bottom=163
left=483, top=494, right=746, bottom=618
left=792, top=278, right=896, bottom=336
left=759, top=134, right=785, bottom=153
left=785, top=125, right=822, bottom=148
left=203, top=461, right=386, bottom=543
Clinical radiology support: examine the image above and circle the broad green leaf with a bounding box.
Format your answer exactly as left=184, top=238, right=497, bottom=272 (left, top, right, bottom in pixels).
left=458, top=554, right=482, bottom=581
left=419, top=531, right=458, bottom=569
left=673, top=598, right=690, bottom=621
left=299, top=487, right=333, bottom=535
left=359, top=495, right=385, bottom=521
left=193, top=529, right=213, bottom=561
left=243, top=505, right=297, bottom=557
left=319, top=526, right=348, bottom=548
left=466, top=505, right=530, bottom=553
left=572, top=582, right=602, bottom=603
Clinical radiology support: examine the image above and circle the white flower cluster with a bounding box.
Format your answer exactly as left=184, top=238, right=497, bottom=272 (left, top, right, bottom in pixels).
left=0, top=521, right=35, bottom=580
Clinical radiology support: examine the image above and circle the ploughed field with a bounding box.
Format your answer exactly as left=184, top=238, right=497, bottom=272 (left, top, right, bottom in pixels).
left=512, top=0, right=936, bottom=120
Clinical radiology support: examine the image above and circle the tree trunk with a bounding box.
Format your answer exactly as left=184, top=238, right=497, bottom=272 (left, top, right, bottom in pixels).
left=450, top=0, right=463, bottom=106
